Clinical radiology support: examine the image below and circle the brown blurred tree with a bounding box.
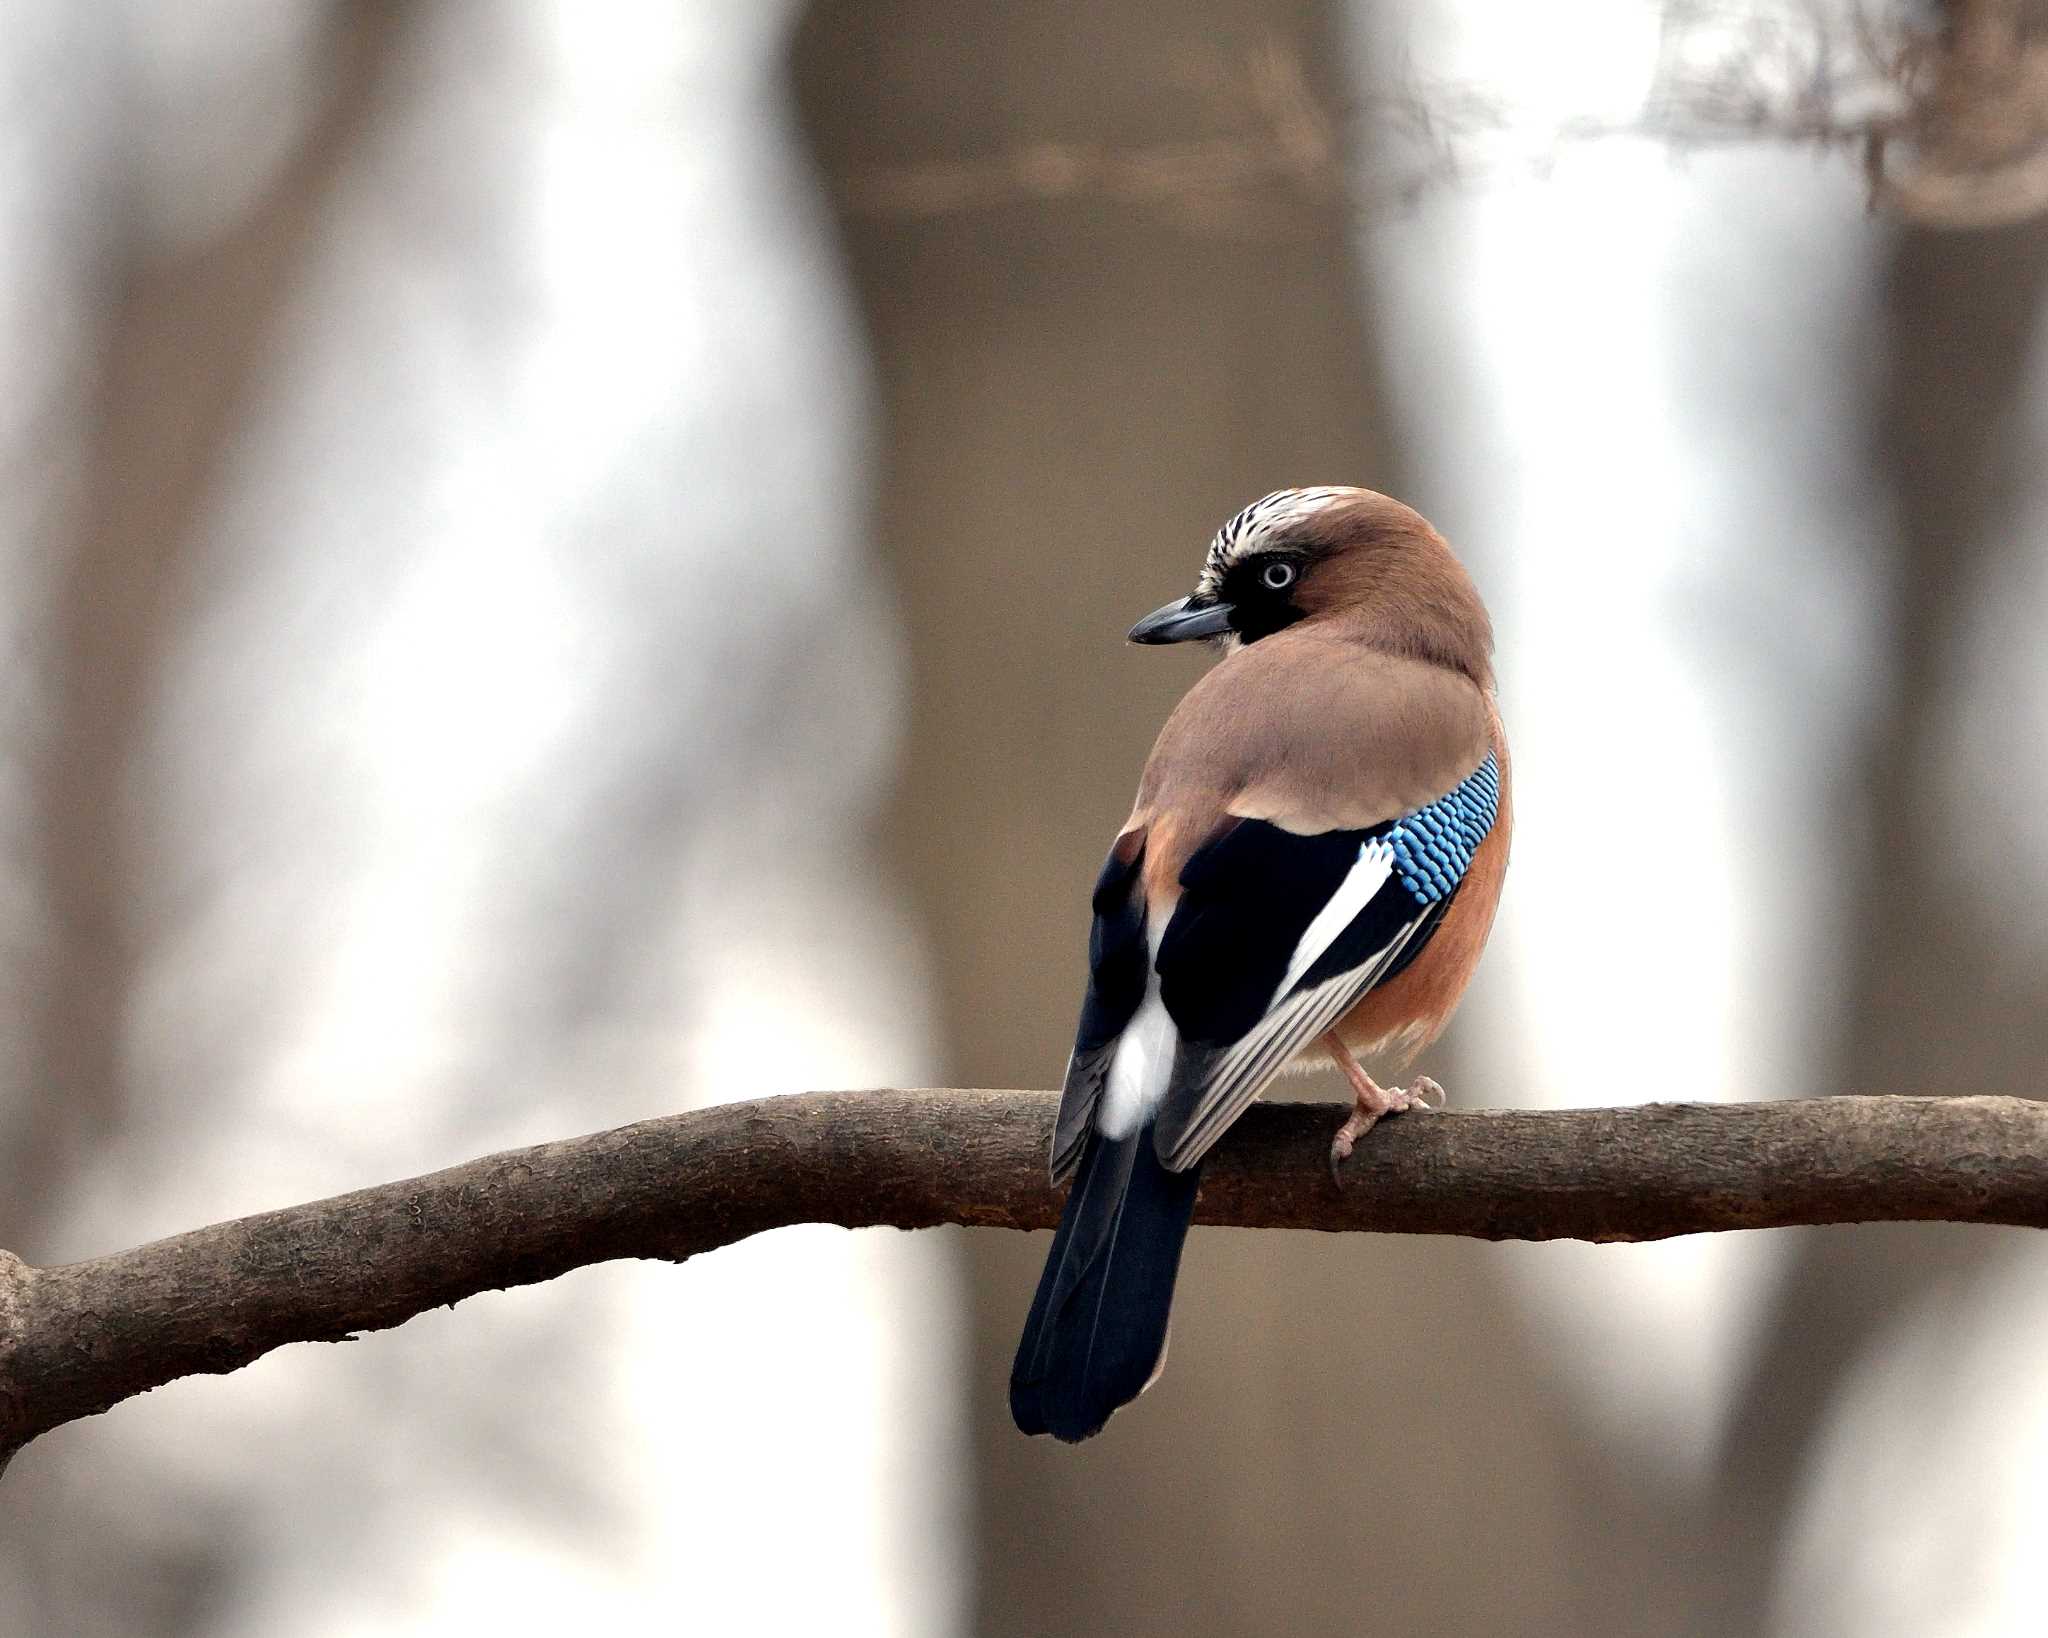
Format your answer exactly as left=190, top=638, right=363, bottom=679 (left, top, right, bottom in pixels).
left=792, top=4, right=1718, bottom=1633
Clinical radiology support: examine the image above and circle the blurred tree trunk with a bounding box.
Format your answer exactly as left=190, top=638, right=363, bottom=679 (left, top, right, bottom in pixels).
left=793, top=6, right=1698, bottom=1632
left=1710, top=213, right=2048, bottom=1630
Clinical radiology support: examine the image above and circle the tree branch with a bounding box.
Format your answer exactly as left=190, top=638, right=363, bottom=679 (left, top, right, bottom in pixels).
left=2, top=1090, right=2044, bottom=1464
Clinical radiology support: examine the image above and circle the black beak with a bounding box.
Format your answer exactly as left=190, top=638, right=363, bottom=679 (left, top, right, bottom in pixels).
left=1127, top=596, right=1236, bottom=645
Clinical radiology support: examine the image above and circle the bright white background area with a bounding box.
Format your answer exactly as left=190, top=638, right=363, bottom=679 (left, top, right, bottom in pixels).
left=0, top=3, right=961, bottom=1633
left=1356, top=3, right=2048, bottom=1633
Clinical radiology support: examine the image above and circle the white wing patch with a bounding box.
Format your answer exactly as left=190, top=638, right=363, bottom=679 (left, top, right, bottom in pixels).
left=1096, top=923, right=1172, bottom=1140
left=1272, top=837, right=1394, bottom=1002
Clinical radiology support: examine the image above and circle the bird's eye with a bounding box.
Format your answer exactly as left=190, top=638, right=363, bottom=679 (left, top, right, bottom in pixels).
left=1259, top=560, right=1297, bottom=591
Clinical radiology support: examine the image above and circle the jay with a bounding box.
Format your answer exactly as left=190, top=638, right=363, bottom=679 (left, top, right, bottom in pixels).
left=1010, top=487, right=1511, bottom=1443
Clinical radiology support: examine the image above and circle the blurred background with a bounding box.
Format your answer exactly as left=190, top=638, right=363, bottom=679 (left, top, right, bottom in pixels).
left=3, top=0, right=2045, bottom=1633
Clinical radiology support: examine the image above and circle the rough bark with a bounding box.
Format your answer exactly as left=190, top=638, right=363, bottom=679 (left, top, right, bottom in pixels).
left=1, top=1090, right=2043, bottom=1467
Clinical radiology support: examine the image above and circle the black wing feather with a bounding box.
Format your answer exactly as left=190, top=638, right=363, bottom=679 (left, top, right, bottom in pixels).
left=1155, top=817, right=1372, bottom=1044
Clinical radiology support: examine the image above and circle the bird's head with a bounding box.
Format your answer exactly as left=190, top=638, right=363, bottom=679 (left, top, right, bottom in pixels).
left=1127, top=486, right=1493, bottom=683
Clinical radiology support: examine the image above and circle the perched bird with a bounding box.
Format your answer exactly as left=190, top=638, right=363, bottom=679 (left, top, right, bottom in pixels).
left=1009, top=486, right=1511, bottom=1443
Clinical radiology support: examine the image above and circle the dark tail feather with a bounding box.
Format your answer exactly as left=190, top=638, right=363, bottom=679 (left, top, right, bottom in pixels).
left=1009, top=1125, right=1201, bottom=1442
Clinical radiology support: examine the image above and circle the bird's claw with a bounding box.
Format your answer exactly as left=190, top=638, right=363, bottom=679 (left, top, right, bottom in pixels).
left=1328, top=1129, right=1357, bottom=1188
left=1327, top=1075, right=1445, bottom=1186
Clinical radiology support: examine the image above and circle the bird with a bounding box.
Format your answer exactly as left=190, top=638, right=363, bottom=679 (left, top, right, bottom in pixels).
left=1009, top=486, right=1511, bottom=1444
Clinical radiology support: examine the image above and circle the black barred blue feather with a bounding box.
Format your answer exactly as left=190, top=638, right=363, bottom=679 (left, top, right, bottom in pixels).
left=1388, top=754, right=1499, bottom=902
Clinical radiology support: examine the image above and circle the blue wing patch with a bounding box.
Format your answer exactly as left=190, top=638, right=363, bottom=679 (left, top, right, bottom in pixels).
left=1292, top=753, right=1499, bottom=993
left=1387, top=754, right=1499, bottom=903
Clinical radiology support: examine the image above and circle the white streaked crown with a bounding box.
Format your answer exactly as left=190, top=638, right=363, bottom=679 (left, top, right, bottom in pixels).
left=1195, top=487, right=1351, bottom=597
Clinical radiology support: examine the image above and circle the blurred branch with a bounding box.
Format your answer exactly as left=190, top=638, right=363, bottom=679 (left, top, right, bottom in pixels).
left=1868, top=0, right=2048, bottom=225
left=846, top=6, right=2048, bottom=230
left=843, top=41, right=1341, bottom=226
left=3, top=1090, right=2046, bottom=1464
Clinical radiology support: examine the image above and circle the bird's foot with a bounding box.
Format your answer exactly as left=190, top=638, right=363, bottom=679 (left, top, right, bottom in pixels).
left=1321, top=1032, right=1444, bottom=1185
left=1406, top=1075, right=1447, bottom=1112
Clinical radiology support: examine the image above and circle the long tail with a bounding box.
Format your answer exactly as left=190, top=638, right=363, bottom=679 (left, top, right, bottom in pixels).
left=1009, top=1125, right=1201, bottom=1442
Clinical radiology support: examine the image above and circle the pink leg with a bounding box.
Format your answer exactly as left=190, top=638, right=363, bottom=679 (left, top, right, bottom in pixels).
left=1321, top=1031, right=1444, bottom=1185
